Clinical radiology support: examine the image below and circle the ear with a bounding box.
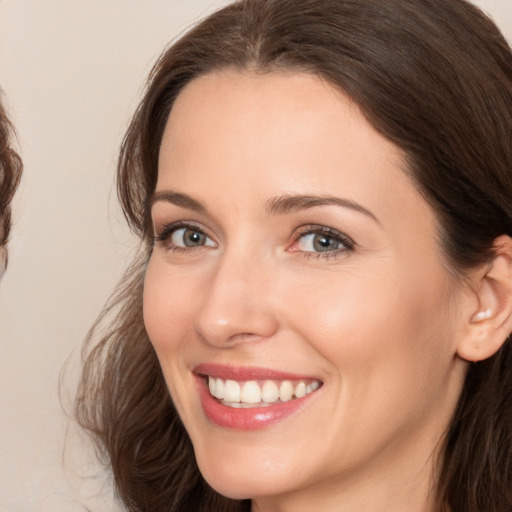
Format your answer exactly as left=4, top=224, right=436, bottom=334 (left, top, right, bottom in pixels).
left=457, top=235, right=512, bottom=362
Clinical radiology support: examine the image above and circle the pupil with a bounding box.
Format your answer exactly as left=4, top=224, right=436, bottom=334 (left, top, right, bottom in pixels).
left=185, top=229, right=203, bottom=246
left=313, top=234, right=338, bottom=252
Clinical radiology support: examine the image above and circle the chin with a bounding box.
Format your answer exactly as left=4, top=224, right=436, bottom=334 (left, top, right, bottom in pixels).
left=199, top=466, right=264, bottom=500
left=195, top=449, right=295, bottom=501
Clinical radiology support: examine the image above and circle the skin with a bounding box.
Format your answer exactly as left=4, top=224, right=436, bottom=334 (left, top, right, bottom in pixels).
left=143, top=70, right=474, bottom=512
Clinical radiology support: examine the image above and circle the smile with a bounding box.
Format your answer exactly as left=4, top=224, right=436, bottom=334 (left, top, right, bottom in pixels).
left=194, top=364, right=323, bottom=429
left=208, top=377, right=321, bottom=408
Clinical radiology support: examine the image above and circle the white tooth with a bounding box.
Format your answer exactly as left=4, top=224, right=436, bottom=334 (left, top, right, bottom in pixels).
left=279, top=380, right=294, bottom=402
left=306, top=383, right=313, bottom=394
left=208, top=377, right=216, bottom=396
left=262, top=381, right=279, bottom=403
left=294, top=381, right=306, bottom=398
left=224, top=380, right=241, bottom=402
left=214, top=378, right=224, bottom=399
left=224, top=401, right=272, bottom=408
left=241, top=381, right=262, bottom=403
left=311, top=380, right=320, bottom=391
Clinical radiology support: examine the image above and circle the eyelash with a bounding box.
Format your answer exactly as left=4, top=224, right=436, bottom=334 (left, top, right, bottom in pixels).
left=154, top=221, right=214, bottom=253
left=290, top=225, right=355, bottom=260
left=153, top=222, right=356, bottom=259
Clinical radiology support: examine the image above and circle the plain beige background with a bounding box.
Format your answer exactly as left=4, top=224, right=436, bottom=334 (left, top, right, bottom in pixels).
left=1, top=1, right=511, bottom=511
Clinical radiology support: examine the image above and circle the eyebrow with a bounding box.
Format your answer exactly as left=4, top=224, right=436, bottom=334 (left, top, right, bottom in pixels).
left=147, top=190, right=380, bottom=225
left=146, top=190, right=208, bottom=216
left=266, top=194, right=381, bottom=224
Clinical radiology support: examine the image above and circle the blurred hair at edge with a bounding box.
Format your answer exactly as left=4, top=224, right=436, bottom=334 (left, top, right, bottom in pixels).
left=0, top=93, right=22, bottom=273
left=75, top=1, right=512, bottom=511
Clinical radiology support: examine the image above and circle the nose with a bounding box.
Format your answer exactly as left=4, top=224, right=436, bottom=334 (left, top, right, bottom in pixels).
left=194, top=250, right=279, bottom=347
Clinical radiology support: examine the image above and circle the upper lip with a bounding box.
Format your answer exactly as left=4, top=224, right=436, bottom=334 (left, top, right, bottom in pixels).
left=194, top=363, right=320, bottom=381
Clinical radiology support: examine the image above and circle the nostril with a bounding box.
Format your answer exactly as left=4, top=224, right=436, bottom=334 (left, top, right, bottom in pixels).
left=226, top=332, right=265, bottom=344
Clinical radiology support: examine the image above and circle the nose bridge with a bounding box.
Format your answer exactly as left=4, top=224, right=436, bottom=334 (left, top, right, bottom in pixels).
left=194, top=242, right=278, bottom=346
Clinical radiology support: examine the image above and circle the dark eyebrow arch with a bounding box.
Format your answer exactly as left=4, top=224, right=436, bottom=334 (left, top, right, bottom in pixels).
left=266, top=194, right=381, bottom=225
left=146, top=191, right=380, bottom=225
left=146, top=190, right=208, bottom=216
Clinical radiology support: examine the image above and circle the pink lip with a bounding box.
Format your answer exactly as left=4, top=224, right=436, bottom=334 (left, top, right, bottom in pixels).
left=194, top=364, right=321, bottom=430
left=194, top=363, right=315, bottom=381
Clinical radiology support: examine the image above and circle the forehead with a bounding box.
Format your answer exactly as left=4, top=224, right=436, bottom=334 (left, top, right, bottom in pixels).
left=158, top=70, right=422, bottom=209
left=158, top=70, right=404, bottom=190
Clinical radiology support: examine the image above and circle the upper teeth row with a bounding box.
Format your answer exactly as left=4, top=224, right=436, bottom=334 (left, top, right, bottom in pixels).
left=208, top=377, right=320, bottom=404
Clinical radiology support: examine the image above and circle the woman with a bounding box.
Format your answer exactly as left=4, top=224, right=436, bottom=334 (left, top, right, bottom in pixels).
left=0, top=96, right=22, bottom=272
left=76, top=1, right=512, bottom=511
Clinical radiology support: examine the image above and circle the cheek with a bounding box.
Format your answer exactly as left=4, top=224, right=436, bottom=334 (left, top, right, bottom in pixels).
left=143, top=257, right=203, bottom=416
left=143, top=257, right=197, bottom=352
left=284, top=264, right=456, bottom=396
left=281, top=266, right=399, bottom=358
left=283, top=266, right=460, bottom=462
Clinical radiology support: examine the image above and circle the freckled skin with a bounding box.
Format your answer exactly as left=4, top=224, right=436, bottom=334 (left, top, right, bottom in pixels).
left=143, top=71, right=471, bottom=512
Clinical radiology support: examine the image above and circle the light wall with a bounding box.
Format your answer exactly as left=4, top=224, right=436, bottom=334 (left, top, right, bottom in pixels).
left=1, top=1, right=511, bottom=510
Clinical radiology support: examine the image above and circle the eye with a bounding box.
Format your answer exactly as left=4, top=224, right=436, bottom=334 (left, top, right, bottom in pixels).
left=171, top=227, right=215, bottom=248
left=298, top=232, right=340, bottom=252
left=154, top=222, right=216, bottom=251
left=289, top=225, right=355, bottom=257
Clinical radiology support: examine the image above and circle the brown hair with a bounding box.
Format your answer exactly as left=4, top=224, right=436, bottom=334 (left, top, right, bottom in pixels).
left=75, top=1, right=512, bottom=511
left=0, top=94, right=22, bottom=270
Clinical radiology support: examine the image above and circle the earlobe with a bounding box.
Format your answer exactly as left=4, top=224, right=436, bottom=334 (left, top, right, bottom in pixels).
left=471, top=308, right=492, bottom=322
left=457, top=235, right=512, bottom=362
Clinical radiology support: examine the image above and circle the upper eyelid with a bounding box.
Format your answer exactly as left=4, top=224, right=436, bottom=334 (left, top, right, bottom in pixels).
left=293, top=224, right=355, bottom=243
left=153, top=221, right=213, bottom=245
left=295, top=224, right=343, bottom=234
left=154, top=220, right=207, bottom=234
left=150, top=206, right=221, bottom=235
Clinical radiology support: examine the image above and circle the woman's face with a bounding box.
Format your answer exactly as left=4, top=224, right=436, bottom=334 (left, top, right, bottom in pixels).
left=144, top=70, right=470, bottom=509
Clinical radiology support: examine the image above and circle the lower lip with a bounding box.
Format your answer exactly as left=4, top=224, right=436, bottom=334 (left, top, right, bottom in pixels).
left=197, top=377, right=316, bottom=430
